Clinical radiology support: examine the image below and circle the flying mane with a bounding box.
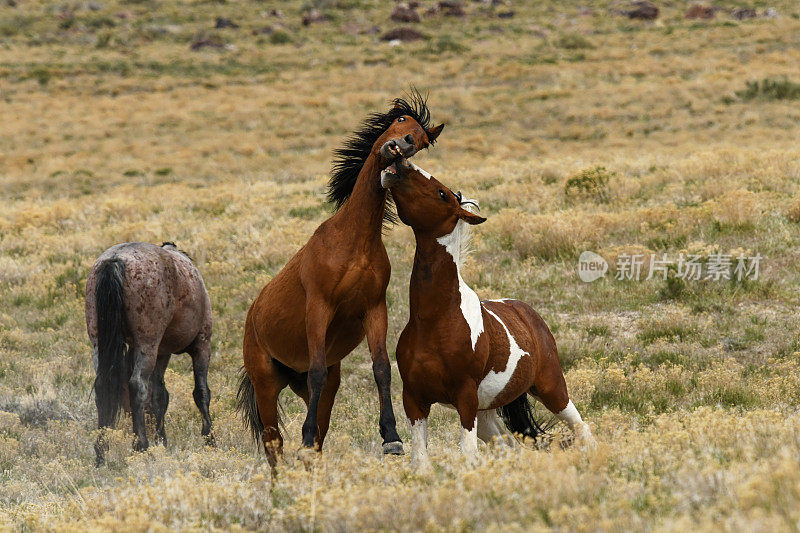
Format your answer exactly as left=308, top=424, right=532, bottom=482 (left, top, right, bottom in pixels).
left=327, top=90, right=436, bottom=224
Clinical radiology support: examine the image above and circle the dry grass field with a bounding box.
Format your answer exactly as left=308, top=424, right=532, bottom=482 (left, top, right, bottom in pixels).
left=3, top=0, right=800, bottom=530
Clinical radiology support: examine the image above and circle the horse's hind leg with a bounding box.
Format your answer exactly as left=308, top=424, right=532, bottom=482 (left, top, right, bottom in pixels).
left=531, top=377, right=596, bottom=449
left=244, top=330, right=290, bottom=467
left=477, top=410, right=513, bottom=447
left=149, top=354, right=170, bottom=446
left=128, top=343, right=158, bottom=452
left=188, top=338, right=214, bottom=445
left=554, top=399, right=595, bottom=448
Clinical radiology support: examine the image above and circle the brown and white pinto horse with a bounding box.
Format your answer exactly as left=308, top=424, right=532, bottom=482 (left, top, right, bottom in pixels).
left=237, top=93, right=444, bottom=467
left=382, top=162, right=595, bottom=468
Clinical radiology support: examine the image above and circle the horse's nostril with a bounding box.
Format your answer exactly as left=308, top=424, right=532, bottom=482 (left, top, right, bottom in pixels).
left=404, top=134, right=414, bottom=145
left=389, top=140, right=397, bottom=147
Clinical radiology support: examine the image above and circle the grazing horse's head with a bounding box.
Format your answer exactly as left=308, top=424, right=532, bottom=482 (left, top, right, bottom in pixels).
left=383, top=161, right=486, bottom=237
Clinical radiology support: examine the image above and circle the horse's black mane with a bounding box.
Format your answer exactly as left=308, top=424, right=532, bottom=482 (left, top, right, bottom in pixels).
left=327, top=89, right=436, bottom=224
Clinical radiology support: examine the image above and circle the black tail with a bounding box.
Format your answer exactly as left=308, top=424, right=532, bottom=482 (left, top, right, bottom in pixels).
left=497, top=394, right=547, bottom=443
left=93, top=258, right=128, bottom=427
left=236, top=368, right=266, bottom=445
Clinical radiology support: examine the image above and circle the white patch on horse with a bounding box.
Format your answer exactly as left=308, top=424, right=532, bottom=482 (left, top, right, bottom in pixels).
left=477, top=308, right=531, bottom=409
left=409, top=162, right=433, bottom=179
left=556, top=400, right=583, bottom=426
left=556, top=400, right=597, bottom=447
left=437, top=219, right=483, bottom=350
left=410, top=418, right=430, bottom=467
left=460, top=417, right=479, bottom=461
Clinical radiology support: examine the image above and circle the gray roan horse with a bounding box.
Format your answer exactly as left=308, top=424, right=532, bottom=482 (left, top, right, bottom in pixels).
left=85, top=242, right=214, bottom=465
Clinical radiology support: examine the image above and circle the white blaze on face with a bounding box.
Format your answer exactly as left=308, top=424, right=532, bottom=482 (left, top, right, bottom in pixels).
left=477, top=308, right=531, bottom=409
left=437, top=221, right=484, bottom=350
left=409, top=162, right=433, bottom=179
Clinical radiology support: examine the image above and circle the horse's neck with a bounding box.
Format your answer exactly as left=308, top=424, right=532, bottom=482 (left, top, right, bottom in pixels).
left=409, top=232, right=475, bottom=321
left=334, top=152, right=387, bottom=241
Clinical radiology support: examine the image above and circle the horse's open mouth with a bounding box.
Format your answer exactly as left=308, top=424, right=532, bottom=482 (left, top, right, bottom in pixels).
left=381, top=137, right=418, bottom=160
left=380, top=158, right=411, bottom=188
left=385, top=142, right=403, bottom=158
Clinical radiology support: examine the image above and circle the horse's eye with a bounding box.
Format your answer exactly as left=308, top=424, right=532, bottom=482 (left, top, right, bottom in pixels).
left=398, top=117, right=406, bottom=122
left=438, top=189, right=448, bottom=201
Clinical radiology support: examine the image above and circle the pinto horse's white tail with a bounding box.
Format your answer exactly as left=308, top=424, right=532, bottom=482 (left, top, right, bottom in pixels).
left=497, top=394, right=548, bottom=444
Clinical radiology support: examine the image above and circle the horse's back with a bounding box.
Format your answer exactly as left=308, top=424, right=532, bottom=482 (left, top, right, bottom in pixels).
left=481, top=299, right=556, bottom=360
left=87, top=242, right=210, bottom=353
left=477, top=298, right=561, bottom=408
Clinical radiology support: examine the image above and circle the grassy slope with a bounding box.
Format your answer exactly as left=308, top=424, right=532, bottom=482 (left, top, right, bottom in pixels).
left=2, top=0, right=800, bottom=530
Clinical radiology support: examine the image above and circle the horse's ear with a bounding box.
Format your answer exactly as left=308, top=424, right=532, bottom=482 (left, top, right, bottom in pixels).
left=428, top=123, right=445, bottom=143
left=458, top=208, right=486, bottom=225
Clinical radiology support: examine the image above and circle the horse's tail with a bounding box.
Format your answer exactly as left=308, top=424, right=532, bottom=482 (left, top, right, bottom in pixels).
left=497, top=393, right=547, bottom=444
left=93, top=257, right=128, bottom=427
left=236, top=367, right=266, bottom=445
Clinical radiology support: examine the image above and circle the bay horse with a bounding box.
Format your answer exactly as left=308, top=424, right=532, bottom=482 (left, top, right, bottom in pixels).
left=237, top=93, right=444, bottom=467
left=86, top=242, right=214, bottom=465
left=381, top=161, right=596, bottom=469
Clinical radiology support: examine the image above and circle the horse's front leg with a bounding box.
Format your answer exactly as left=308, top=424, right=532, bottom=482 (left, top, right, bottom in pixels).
left=403, top=389, right=431, bottom=471
left=456, top=384, right=480, bottom=466
left=364, top=301, right=403, bottom=455
left=300, top=298, right=334, bottom=456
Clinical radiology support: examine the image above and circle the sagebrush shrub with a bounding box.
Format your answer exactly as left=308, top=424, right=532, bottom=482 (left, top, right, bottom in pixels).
left=564, top=166, right=614, bottom=203
left=736, top=78, right=800, bottom=101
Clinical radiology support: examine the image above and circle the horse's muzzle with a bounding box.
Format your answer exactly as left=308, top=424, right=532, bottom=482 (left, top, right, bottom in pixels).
left=380, top=158, right=411, bottom=188
left=380, top=135, right=417, bottom=160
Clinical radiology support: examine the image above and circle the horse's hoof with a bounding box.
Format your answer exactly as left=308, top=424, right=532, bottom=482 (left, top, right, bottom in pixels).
left=204, top=433, right=216, bottom=447
left=382, top=441, right=405, bottom=455
left=579, top=433, right=598, bottom=451
left=94, top=442, right=107, bottom=467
